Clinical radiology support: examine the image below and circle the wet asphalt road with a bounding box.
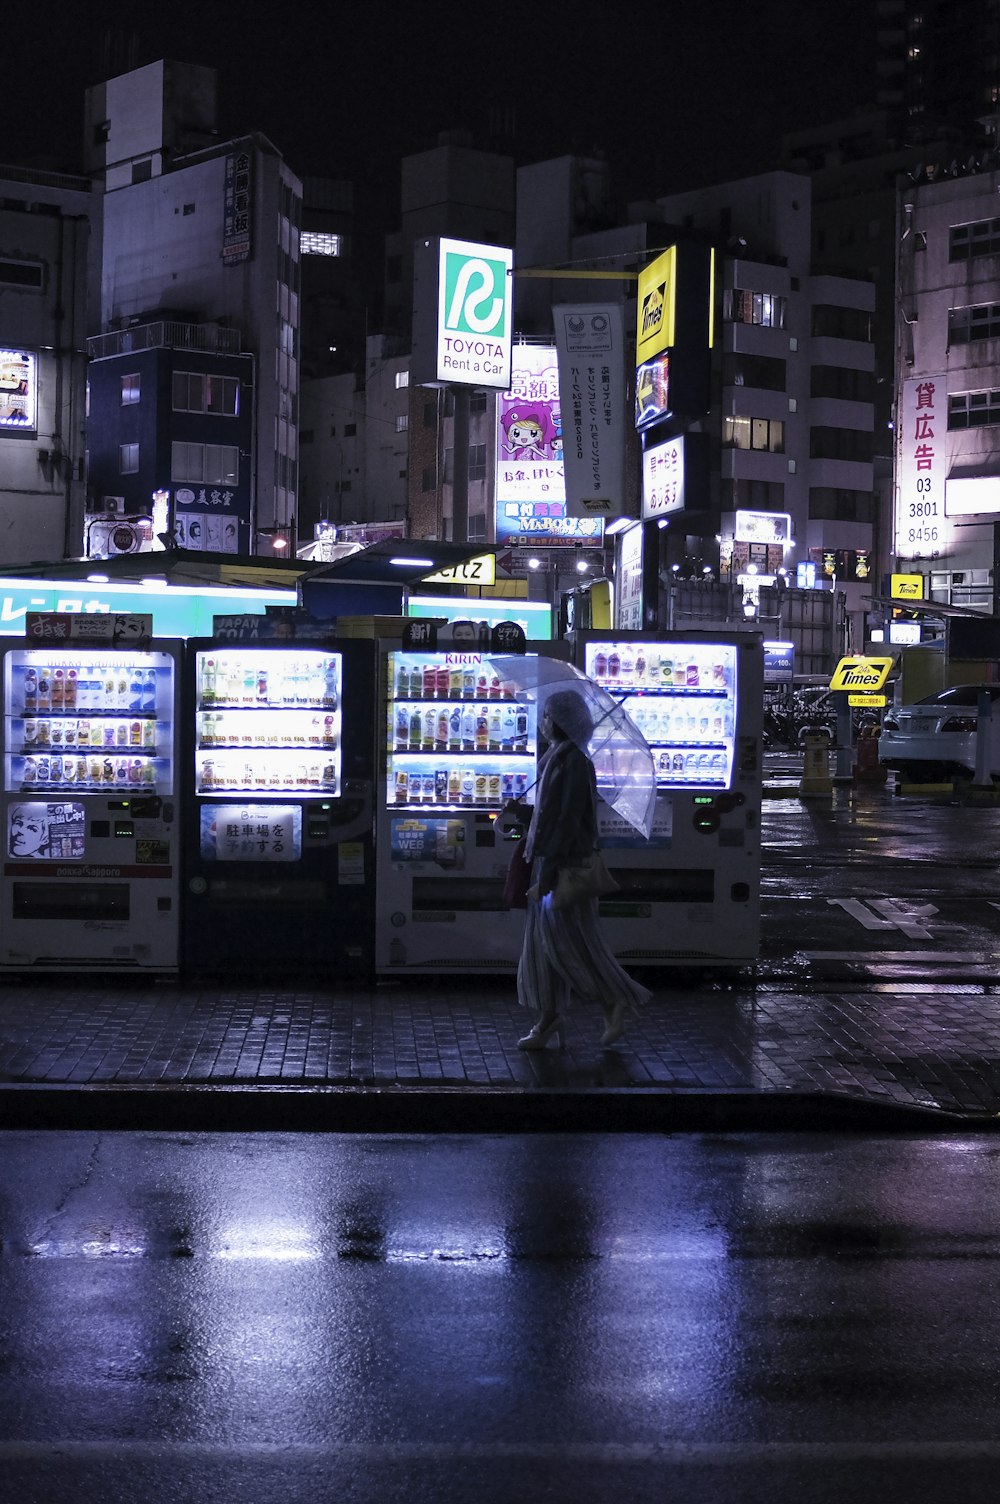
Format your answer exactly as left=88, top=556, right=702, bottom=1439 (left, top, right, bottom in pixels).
left=760, top=780, right=1000, bottom=968
left=1, top=1131, right=1000, bottom=1502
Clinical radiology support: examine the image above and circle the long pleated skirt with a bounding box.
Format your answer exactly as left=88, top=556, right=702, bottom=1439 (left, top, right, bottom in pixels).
left=516, top=878, right=652, bottom=1018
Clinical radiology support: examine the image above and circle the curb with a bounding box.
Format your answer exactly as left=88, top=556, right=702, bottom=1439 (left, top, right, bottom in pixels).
left=0, top=1083, right=992, bottom=1134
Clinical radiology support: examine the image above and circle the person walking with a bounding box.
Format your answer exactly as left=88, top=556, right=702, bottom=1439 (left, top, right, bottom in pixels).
left=516, top=688, right=651, bottom=1050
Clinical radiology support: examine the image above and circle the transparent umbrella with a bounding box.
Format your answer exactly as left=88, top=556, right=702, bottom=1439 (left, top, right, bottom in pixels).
left=487, top=654, right=656, bottom=839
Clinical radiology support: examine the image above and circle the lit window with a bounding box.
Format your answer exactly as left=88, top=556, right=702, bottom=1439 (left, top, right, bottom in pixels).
left=119, top=442, right=139, bottom=474
left=395, top=371, right=409, bottom=388
left=300, top=231, right=342, bottom=257
left=395, top=414, right=408, bottom=432
left=120, top=373, right=140, bottom=405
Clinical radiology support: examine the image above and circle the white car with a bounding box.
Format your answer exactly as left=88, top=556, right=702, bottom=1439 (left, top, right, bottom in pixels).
left=879, top=685, right=1000, bottom=781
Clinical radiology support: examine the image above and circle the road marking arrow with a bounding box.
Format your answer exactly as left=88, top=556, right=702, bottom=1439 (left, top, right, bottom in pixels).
left=827, top=897, right=942, bottom=940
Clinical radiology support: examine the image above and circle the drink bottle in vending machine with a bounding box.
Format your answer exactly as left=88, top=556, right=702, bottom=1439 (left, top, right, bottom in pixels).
left=0, top=641, right=181, bottom=972
left=573, top=628, right=764, bottom=969
left=183, top=638, right=376, bottom=980
left=375, top=639, right=568, bottom=975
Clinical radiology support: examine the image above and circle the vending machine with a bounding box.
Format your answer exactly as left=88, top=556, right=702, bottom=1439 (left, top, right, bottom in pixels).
left=0, top=641, right=182, bottom=971
left=572, top=628, right=764, bottom=968
left=375, top=640, right=567, bottom=975
left=182, top=639, right=375, bottom=979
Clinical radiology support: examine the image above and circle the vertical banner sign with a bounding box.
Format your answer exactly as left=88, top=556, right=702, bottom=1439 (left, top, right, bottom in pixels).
left=897, top=376, right=947, bottom=557
left=553, top=304, right=627, bottom=518
left=223, top=150, right=253, bottom=265
left=642, top=436, right=685, bottom=518
left=616, top=522, right=644, bottom=631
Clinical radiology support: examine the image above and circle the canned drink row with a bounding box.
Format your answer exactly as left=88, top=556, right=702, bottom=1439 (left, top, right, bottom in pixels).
left=22, top=717, right=157, bottom=751
left=393, top=769, right=530, bottom=805
left=22, top=753, right=157, bottom=788
left=656, top=750, right=728, bottom=776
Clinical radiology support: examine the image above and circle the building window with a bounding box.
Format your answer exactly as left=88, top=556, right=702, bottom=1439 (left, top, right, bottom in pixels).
left=949, top=303, right=1000, bottom=343
left=422, top=465, right=437, bottom=491
left=949, top=390, right=1000, bottom=428
left=809, top=426, right=872, bottom=462
left=723, top=353, right=786, bottom=391
left=182, top=203, right=196, bottom=217
left=0, top=259, right=43, bottom=289
left=808, top=486, right=875, bottom=522
left=395, top=370, right=409, bottom=389
left=395, top=414, right=408, bottom=432
left=300, top=231, right=342, bottom=256
left=810, top=365, right=875, bottom=403
left=172, top=372, right=239, bottom=416
left=468, top=443, right=487, bottom=482
left=470, top=392, right=487, bottom=414
left=722, top=416, right=785, bottom=452
left=467, top=513, right=487, bottom=543
left=131, top=158, right=152, bottom=184
left=719, top=479, right=785, bottom=510
left=724, top=288, right=787, bottom=328
left=120, top=373, right=141, bottom=406
left=170, top=441, right=239, bottom=485
left=811, top=304, right=872, bottom=341
left=119, top=443, right=139, bottom=474
left=950, top=218, right=1000, bottom=260
left=344, top=422, right=357, bottom=436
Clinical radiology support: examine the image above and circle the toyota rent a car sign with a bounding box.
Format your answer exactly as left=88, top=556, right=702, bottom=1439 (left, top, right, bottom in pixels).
left=437, top=238, right=512, bottom=387
left=411, top=237, right=513, bottom=390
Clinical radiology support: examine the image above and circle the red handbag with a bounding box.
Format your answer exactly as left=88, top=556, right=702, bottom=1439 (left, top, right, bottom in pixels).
left=502, top=840, right=532, bottom=909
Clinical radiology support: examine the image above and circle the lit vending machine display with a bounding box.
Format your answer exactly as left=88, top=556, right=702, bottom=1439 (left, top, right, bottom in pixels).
left=195, top=648, right=341, bottom=796
left=386, top=650, right=533, bottom=813
left=585, top=639, right=739, bottom=791
left=6, top=649, right=174, bottom=796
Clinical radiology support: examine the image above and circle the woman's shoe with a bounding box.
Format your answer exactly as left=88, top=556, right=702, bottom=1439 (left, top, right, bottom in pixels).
left=517, top=1015, right=566, bottom=1051
left=600, top=1004, right=627, bottom=1047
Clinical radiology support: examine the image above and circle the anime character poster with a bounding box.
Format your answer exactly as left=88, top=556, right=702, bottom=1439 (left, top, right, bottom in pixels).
left=8, top=801, right=85, bottom=860
left=495, top=347, right=566, bottom=510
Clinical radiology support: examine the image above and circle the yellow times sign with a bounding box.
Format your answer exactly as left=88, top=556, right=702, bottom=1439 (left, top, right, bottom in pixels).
left=890, top=572, right=924, bottom=600
left=829, top=656, right=895, bottom=693
left=636, top=246, right=677, bottom=364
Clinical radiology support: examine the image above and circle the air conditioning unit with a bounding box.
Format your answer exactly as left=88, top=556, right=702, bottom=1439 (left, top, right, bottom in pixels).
left=102, top=496, right=126, bottom=514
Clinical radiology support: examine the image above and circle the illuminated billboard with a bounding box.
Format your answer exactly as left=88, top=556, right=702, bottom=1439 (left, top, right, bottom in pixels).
left=897, top=376, right=951, bottom=556
left=633, top=245, right=714, bottom=426
left=642, top=437, right=685, bottom=518
left=0, top=350, right=37, bottom=430
left=494, top=345, right=602, bottom=546
left=411, top=237, right=513, bottom=389
left=636, top=248, right=677, bottom=365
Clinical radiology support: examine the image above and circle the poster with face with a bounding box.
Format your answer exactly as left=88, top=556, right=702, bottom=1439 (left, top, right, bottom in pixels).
left=0, top=350, right=37, bottom=429
left=8, top=801, right=85, bottom=860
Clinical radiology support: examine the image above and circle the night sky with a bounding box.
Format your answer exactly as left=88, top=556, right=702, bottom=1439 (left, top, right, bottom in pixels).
left=8, top=0, right=879, bottom=228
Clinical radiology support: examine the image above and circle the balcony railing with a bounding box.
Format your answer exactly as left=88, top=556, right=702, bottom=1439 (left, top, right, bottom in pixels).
left=87, top=322, right=243, bottom=360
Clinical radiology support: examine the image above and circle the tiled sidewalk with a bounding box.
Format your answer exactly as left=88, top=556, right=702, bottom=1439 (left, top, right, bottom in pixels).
left=1, top=974, right=999, bottom=1122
